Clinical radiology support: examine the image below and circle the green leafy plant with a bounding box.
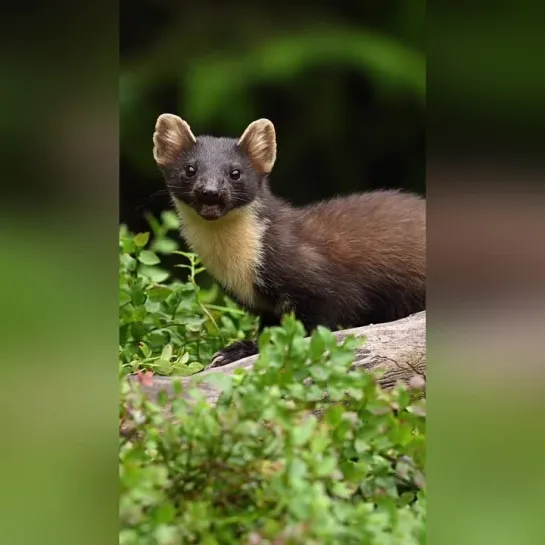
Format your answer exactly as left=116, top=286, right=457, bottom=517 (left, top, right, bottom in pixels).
left=120, top=315, right=426, bottom=545
left=119, top=211, right=257, bottom=376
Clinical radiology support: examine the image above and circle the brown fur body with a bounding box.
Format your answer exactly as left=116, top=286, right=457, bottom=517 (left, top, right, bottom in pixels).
left=253, top=188, right=425, bottom=333
left=152, top=114, right=426, bottom=366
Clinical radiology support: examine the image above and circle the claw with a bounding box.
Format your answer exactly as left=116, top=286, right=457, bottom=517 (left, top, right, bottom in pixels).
left=208, top=353, right=226, bottom=369
left=208, top=340, right=258, bottom=369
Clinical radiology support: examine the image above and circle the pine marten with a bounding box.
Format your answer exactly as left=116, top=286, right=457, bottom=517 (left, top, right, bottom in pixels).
left=153, top=115, right=425, bottom=367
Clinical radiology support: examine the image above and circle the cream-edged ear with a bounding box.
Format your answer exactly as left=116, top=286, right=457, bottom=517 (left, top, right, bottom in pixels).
left=153, top=114, right=196, bottom=167
left=237, top=119, right=276, bottom=174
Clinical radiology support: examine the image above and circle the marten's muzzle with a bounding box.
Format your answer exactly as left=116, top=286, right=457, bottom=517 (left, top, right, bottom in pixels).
left=193, top=179, right=229, bottom=220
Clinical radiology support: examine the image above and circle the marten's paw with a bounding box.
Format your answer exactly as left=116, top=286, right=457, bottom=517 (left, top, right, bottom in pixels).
left=209, top=340, right=258, bottom=368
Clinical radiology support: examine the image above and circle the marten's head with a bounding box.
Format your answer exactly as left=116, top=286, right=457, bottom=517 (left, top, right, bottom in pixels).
left=153, top=115, right=276, bottom=221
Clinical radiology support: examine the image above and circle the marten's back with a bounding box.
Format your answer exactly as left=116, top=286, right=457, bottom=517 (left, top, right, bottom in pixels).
left=259, top=190, right=425, bottom=328
left=297, top=190, right=425, bottom=278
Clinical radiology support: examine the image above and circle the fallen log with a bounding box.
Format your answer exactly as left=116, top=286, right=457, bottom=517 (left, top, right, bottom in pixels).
left=127, top=311, right=426, bottom=406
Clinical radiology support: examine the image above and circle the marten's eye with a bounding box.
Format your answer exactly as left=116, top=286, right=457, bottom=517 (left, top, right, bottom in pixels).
left=229, top=169, right=241, bottom=180
left=184, top=165, right=196, bottom=178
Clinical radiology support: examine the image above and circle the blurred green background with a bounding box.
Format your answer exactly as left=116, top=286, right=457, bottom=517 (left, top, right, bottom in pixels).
left=120, top=0, right=425, bottom=237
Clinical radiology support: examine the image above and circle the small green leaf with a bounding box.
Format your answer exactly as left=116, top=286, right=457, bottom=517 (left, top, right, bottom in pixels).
left=155, top=359, right=173, bottom=374
left=147, top=285, right=172, bottom=302
left=347, top=387, right=364, bottom=401
left=310, top=431, right=330, bottom=454
left=155, top=524, right=178, bottom=544
left=144, top=212, right=163, bottom=236
left=354, top=438, right=370, bottom=454
left=134, top=232, right=150, bottom=247
left=140, top=266, right=169, bottom=283
left=288, top=458, right=308, bottom=484
left=138, top=251, right=161, bottom=265
left=399, top=491, right=415, bottom=506
left=324, top=405, right=345, bottom=427
left=184, top=316, right=205, bottom=332
left=187, top=361, right=204, bottom=373
left=154, top=502, right=175, bottom=523
left=119, top=291, right=131, bottom=305
left=172, top=378, right=183, bottom=395
left=161, top=210, right=180, bottom=230
left=327, top=385, right=345, bottom=401
left=121, top=238, right=135, bottom=254
left=131, top=288, right=146, bottom=306
left=331, top=481, right=353, bottom=499
left=145, top=299, right=161, bottom=313
left=139, top=343, right=151, bottom=358
left=120, top=253, right=137, bottom=271
left=171, top=365, right=198, bottom=377
left=309, top=329, right=326, bottom=360
left=315, top=325, right=336, bottom=347
left=316, top=456, right=337, bottom=477
left=177, top=352, right=190, bottom=365
left=160, top=344, right=173, bottom=361
left=292, top=416, right=317, bottom=446
left=152, top=238, right=178, bottom=254
left=309, top=364, right=330, bottom=381
left=134, top=308, right=148, bottom=324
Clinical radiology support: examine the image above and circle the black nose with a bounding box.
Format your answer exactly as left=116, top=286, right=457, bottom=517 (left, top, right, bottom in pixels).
left=198, top=187, right=221, bottom=204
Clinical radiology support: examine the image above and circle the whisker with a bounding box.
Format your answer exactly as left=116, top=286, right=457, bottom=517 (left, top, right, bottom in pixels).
left=135, top=189, right=171, bottom=211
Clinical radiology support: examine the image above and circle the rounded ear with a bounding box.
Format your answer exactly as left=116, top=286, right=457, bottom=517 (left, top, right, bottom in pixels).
left=237, top=119, right=276, bottom=174
left=153, top=114, right=196, bottom=167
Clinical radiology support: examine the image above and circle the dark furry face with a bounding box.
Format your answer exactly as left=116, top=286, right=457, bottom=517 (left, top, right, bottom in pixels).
left=162, top=136, right=263, bottom=220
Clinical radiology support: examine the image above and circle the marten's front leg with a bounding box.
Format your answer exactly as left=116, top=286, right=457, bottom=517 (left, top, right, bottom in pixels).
left=208, top=312, right=279, bottom=368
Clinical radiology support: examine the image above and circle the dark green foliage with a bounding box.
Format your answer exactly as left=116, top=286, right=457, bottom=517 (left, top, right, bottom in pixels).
left=119, top=213, right=426, bottom=544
